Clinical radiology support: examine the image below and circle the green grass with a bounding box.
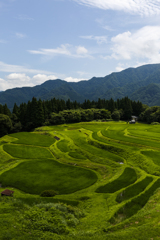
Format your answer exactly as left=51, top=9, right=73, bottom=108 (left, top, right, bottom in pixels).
left=68, top=151, right=86, bottom=160
left=1, top=122, right=160, bottom=239
left=17, top=197, right=79, bottom=206
left=111, top=178, right=160, bottom=223
left=0, top=159, right=98, bottom=194
left=101, top=124, right=160, bottom=149
left=57, top=139, right=70, bottom=152
left=96, top=167, right=137, bottom=193
left=141, top=150, right=160, bottom=166
left=3, top=144, right=53, bottom=159
left=116, top=176, right=153, bottom=203
left=65, top=130, right=124, bottom=166
left=88, top=139, right=125, bottom=163
left=9, top=132, right=56, bottom=146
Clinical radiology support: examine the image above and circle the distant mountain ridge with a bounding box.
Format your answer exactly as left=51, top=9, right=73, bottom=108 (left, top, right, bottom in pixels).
left=1, top=63, right=160, bottom=109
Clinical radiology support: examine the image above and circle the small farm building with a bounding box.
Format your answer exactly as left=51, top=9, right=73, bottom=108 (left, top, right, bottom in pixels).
left=129, top=120, right=136, bottom=124
left=1, top=189, right=14, bottom=196
left=131, top=116, right=138, bottom=121
left=129, top=116, right=138, bottom=124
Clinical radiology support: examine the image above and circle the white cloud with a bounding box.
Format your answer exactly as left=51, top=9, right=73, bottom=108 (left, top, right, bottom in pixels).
left=115, top=66, right=125, bottom=72
left=32, top=74, right=57, bottom=84
left=108, top=26, right=160, bottom=63
left=76, top=46, right=88, bottom=55
left=80, top=35, right=108, bottom=44
left=0, top=73, right=59, bottom=91
left=0, top=61, right=54, bottom=74
left=29, top=44, right=92, bottom=58
left=7, top=73, right=31, bottom=82
left=16, top=32, right=26, bottom=39
left=0, top=78, right=10, bottom=91
left=0, top=74, right=33, bottom=91
left=64, top=77, right=85, bottom=82
left=29, top=44, right=71, bottom=56
left=73, top=0, right=160, bottom=16
left=0, top=73, right=86, bottom=91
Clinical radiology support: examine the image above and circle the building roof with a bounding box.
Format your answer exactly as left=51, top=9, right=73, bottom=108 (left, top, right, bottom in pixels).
left=1, top=189, right=14, bottom=196
left=54, top=136, right=60, bottom=140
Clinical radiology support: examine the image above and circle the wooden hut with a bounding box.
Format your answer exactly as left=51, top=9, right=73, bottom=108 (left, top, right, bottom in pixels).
left=1, top=189, right=14, bottom=196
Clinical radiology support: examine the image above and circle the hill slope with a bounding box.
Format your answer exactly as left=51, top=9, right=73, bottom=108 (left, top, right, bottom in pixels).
left=1, top=63, right=160, bottom=108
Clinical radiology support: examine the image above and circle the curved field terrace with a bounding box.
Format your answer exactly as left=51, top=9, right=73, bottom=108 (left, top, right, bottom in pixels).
left=0, top=159, right=97, bottom=194
left=1, top=122, right=160, bottom=239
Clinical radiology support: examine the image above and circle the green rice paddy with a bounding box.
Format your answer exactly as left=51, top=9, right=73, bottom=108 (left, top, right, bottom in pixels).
left=116, top=176, right=153, bottom=203
left=141, top=150, right=160, bottom=166
left=68, top=151, right=86, bottom=160
left=9, top=132, right=56, bottom=146
left=1, top=121, right=160, bottom=239
left=3, top=144, right=53, bottom=159
left=57, top=139, right=70, bottom=152
left=0, top=160, right=97, bottom=194
left=96, top=167, right=137, bottom=193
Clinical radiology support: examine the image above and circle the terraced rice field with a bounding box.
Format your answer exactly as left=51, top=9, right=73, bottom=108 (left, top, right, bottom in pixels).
left=1, top=122, right=160, bottom=239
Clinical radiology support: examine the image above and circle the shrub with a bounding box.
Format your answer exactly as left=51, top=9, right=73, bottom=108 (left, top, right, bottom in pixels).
left=40, top=190, right=58, bottom=197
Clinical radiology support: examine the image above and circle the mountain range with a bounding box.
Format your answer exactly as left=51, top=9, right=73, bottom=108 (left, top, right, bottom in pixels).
left=1, top=63, right=160, bottom=109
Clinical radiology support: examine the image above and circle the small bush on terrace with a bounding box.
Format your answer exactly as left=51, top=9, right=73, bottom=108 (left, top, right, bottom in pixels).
left=40, top=190, right=58, bottom=197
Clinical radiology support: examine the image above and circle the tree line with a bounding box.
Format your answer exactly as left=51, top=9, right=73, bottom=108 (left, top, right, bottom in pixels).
left=0, top=97, right=144, bottom=137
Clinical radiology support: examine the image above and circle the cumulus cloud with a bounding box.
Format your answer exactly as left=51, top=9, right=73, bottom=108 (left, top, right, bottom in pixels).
left=80, top=35, right=108, bottom=44
left=108, top=26, right=160, bottom=63
left=0, top=73, right=33, bottom=91
left=0, top=73, right=59, bottom=91
left=76, top=46, right=88, bottom=55
left=0, top=78, right=10, bottom=91
left=29, top=44, right=92, bottom=58
left=32, top=74, right=57, bottom=84
left=0, top=73, right=86, bottom=91
left=73, top=0, right=160, bottom=16
left=7, top=73, right=31, bottom=82
left=64, top=77, right=85, bottom=82
left=115, top=66, right=125, bottom=72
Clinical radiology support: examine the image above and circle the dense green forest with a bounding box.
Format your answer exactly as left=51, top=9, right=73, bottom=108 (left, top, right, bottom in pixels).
left=1, top=64, right=160, bottom=109
left=1, top=94, right=160, bottom=138
left=0, top=96, right=144, bottom=137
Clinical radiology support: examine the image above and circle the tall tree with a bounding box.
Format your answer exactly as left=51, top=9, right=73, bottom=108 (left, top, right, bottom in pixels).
left=0, top=114, right=12, bottom=137
left=123, top=97, right=132, bottom=120
left=12, top=103, right=19, bottom=117
left=36, top=99, right=44, bottom=127
left=3, top=104, right=11, bottom=117
left=0, top=104, right=3, bottom=114
left=108, top=98, right=115, bottom=113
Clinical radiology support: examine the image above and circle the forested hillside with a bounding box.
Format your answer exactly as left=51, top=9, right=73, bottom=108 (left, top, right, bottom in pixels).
left=0, top=96, right=143, bottom=136
left=1, top=64, right=160, bottom=109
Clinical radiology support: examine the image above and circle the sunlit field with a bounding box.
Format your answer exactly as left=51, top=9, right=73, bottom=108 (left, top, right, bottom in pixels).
left=1, top=122, right=160, bottom=239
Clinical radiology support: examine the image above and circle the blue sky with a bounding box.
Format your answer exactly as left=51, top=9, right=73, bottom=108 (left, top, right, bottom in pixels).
left=0, top=0, right=160, bottom=90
